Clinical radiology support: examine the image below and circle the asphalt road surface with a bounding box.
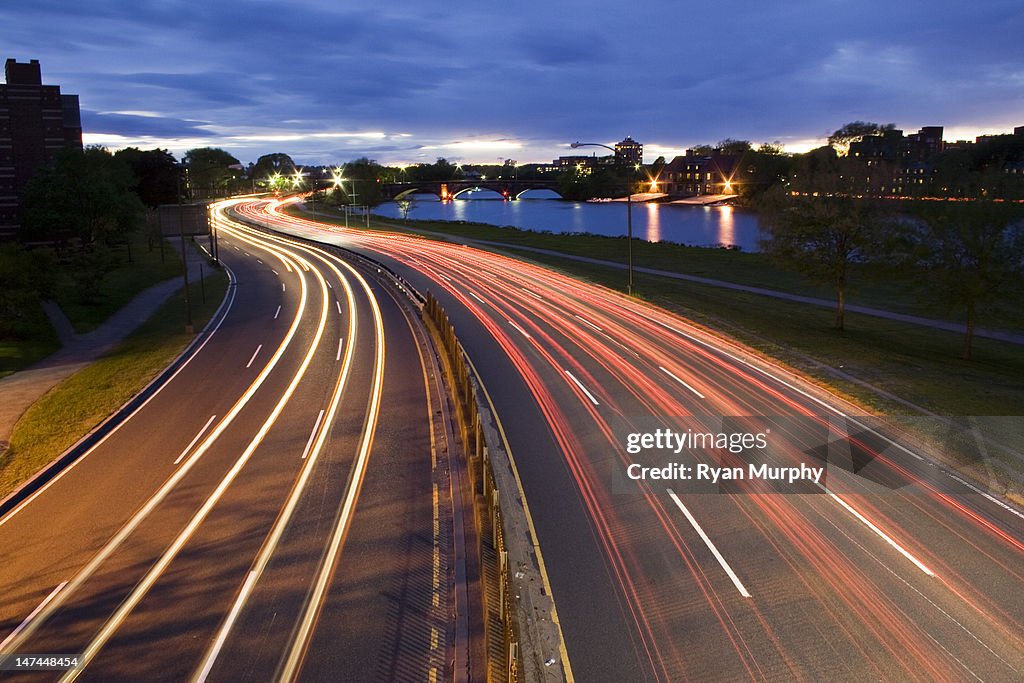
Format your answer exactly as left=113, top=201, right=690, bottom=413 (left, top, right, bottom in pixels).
left=250, top=197, right=1024, bottom=683
left=0, top=204, right=457, bottom=682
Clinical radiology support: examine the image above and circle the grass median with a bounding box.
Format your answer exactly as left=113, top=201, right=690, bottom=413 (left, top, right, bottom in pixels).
left=0, top=267, right=229, bottom=500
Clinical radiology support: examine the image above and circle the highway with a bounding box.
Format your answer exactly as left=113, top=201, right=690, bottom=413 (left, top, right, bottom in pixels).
left=246, top=197, right=1024, bottom=682
left=0, top=202, right=457, bottom=682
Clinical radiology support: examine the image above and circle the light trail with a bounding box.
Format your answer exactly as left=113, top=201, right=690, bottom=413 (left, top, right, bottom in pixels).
left=173, top=414, right=217, bottom=465
left=241, top=197, right=1024, bottom=681
left=190, top=216, right=386, bottom=683
left=1, top=210, right=308, bottom=658
left=61, top=210, right=334, bottom=681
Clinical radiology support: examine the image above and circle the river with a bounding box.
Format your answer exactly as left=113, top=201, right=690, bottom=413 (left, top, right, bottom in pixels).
left=371, top=190, right=764, bottom=251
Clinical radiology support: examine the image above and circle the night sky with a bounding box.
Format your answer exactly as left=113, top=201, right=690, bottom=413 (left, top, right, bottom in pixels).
left=4, top=1, right=1023, bottom=165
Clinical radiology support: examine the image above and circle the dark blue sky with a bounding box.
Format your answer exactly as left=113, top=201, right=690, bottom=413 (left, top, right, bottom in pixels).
left=4, top=1, right=1023, bottom=165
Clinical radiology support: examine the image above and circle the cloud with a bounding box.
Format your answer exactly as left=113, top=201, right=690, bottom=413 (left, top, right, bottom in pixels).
left=80, top=110, right=216, bottom=138
left=4, top=0, right=1020, bottom=165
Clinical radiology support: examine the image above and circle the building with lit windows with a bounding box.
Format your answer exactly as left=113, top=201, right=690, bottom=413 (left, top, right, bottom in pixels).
left=0, top=59, right=82, bottom=239
left=555, top=154, right=607, bottom=175
left=614, top=136, right=643, bottom=166
left=659, top=150, right=740, bottom=196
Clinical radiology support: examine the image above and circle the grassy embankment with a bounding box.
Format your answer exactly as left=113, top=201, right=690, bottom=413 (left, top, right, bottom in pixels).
left=289, top=204, right=1024, bottom=419
left=0, top=230, right=183, bottom=378
left=0, top=265, right=228, bottom=500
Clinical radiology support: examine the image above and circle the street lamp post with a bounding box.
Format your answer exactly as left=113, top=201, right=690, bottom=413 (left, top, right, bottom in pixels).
left=571, top=141, right=635, bottom=295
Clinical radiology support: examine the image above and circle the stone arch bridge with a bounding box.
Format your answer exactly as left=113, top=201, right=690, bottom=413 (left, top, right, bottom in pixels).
left=380, top=179, right=561, bottom=200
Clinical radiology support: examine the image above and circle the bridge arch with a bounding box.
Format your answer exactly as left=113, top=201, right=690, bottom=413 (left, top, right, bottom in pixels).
left=450, top=186, right=508, bottom=200
left=393, top=187, right=441, bottom=200
left=514, top=187, right=563, bottom=200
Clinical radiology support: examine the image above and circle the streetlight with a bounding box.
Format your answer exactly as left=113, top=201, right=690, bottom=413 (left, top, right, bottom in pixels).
left=571, top=141, right=637, bottom=295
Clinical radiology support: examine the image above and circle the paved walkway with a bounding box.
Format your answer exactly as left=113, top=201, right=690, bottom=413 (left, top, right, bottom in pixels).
left=0, top=243, right=209, bottom=447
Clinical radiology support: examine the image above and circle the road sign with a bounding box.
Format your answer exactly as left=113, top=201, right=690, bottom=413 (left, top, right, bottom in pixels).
left=157, top=203, right=210, bottom=236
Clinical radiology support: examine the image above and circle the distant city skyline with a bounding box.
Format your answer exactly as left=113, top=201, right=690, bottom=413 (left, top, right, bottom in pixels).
left=3, top=1, right=1022, bottom=166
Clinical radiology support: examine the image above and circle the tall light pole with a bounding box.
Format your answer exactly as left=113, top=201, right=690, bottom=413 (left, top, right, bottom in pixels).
left=571, top=141, right=636, bottom=295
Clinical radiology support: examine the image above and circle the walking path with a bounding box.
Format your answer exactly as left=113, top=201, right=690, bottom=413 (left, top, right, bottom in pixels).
left=0, top=244, right=208, bottom=448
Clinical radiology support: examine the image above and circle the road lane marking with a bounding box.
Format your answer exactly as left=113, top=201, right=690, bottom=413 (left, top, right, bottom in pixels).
left=600, top=328, right=640, bottom=359
left=245, top=344, right=262, bottom=369
left=174, top=415, right=217, bottom=465
left=520, top=287, right=544, bottom=301
left=433, top=483, right=441, bottom=608
left=282, top=282, right=286, bottom=292
left=564, top=370, right=600, bottom=406
left=573, top=314, right=602, bottom=332
left=336, top=300, right=342, bottom=315
left=326, top=279, right=332, bottom=288
left=336, top=337, right=344, bottom=361
left=438, top=273, right=452, bottom=282
left=0, top=581, right=67, bottom=651
left=272, top=268, right=279, bottom=276
left=659, top=366, right=706, bottom=399
left=819, top=484, right=935, bottom=576
left=469, top=291, right=487, bottom=305
left=274, top=304, right=281, bottom=319
left=256, top=258, right=262, bottom=264
left=300, top=410, right=326, bottom=460
left=507, top=319, right=532, bottom=339
left=667, top=489, right=751, bottom=598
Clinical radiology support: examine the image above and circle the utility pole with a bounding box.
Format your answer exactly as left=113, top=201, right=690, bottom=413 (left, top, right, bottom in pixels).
left=177, top=172, right=194, bottom=334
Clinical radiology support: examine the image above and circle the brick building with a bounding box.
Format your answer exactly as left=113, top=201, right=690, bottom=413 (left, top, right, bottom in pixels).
left=0, top=59, right=83, bottom=239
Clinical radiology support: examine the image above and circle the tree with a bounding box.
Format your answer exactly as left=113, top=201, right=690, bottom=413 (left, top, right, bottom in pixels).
left=893, top=201, right=1024, bottom=359
left=736, top=146, right=793, bottom=201
left=828, top=121, right=897, bottom=156
left=717, top=139, right=753, bottom=156
left=184, top=147, right=241, bottom=198
left=20, top=146, right=144, bottom=246
left=396, top=196, right=416, bottom=220
left=761, top=181, right=882, bottom=330
left=408, top=157, right=463, bottom=182
left=251, top=153, right=296, bottom=186
left=757, top=142, right=785, bottom=156
left=114, top=147, right=179, bottom=207
left=0, top=243, right=54, bottom=339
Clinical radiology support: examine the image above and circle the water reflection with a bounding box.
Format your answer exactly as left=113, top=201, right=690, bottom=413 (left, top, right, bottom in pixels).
left=717, top=205, right=735, bottom=247
left=645, top=203, right=661, bottom=242
left=378, top=195, right=762, bottom=251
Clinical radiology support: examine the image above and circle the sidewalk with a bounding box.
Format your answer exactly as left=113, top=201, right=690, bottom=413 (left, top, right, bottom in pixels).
left=0, top=243, right=208, bottom=448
